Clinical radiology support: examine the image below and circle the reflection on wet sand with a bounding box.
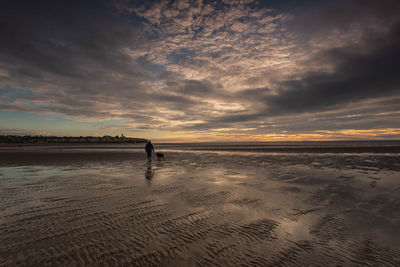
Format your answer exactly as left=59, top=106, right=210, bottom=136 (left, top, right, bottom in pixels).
left=145, top=162, right=154, bottom=180
left=0, top=147, right=400, bottom=266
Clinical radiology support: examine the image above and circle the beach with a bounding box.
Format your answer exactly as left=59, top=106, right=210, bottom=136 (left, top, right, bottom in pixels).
left=1, top=143, right=400, bottom=266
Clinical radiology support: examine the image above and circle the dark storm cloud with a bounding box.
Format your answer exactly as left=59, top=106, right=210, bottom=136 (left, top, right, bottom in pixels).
left=154, top=92, right=196, bottom=106
left=179, top=79, right=217, bottom=96
left=265, top=20, right=400, bottom=115
left=286, top=0, right=400, bottom=42
left=0, top=0, right=149, bottom=85
left=0, top=0, right=167, bottom=127
left=165, top=79, right=221, bottom=97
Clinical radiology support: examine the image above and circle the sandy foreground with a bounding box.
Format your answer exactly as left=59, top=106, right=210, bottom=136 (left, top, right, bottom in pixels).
left=0, top=146, right=400, bottom=266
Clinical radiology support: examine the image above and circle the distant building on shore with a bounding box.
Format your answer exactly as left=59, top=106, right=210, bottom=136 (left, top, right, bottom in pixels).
left=0, top=135, right=147, bottom=144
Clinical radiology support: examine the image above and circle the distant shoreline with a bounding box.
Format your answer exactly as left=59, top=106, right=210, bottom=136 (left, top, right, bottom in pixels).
left=0, top=135, right=147, bottom=145
left=0, top=143, right=146, bottom=147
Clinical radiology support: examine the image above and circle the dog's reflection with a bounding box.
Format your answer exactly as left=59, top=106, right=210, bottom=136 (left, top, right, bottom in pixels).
left=145, top=162, right=154, bottom=180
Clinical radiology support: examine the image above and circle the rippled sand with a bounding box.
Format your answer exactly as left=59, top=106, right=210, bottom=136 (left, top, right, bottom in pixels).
left=1, top=146, right=400, bottom=266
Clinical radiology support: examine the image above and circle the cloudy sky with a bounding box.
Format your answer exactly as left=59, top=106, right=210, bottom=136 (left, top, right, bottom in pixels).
left=1, top=0, right=399, bottom=141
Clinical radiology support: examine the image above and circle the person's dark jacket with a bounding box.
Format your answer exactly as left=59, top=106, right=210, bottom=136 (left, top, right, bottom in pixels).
left=145, top=143, right=154, bottom=154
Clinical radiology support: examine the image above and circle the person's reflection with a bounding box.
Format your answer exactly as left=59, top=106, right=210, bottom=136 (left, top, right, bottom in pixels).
left=145, top=162, right=154, bottom=180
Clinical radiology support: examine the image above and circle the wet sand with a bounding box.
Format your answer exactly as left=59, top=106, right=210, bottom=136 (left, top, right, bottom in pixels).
left=1, top=146, right=400, bottom=266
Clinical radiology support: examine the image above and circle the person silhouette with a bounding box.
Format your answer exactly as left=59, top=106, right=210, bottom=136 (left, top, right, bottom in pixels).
left=145, top=140, right=155, bottom=162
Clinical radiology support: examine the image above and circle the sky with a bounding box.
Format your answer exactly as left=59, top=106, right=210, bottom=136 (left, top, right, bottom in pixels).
left=0, top=0, right=399, bottom=141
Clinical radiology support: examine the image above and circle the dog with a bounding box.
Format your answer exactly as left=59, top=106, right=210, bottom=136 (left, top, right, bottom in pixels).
left=156, top=152, right=164, bottom=160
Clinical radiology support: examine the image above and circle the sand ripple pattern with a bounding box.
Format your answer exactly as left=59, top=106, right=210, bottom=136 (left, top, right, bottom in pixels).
left=1, top=149, right=400, bottom=266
